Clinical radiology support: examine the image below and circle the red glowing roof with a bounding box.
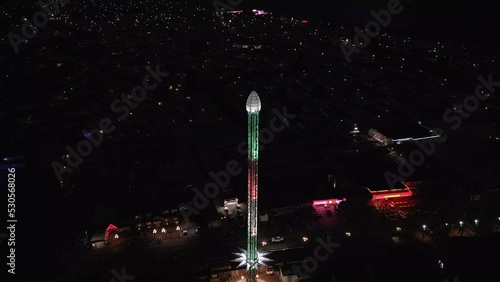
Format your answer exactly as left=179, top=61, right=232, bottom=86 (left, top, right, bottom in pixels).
left=371, top=190, right=412, bottom=200
left=106, top=224, right=118, bottom=232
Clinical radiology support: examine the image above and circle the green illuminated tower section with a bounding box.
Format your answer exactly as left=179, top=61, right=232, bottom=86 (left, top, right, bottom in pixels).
left=246, top=91, right=261, bottom=282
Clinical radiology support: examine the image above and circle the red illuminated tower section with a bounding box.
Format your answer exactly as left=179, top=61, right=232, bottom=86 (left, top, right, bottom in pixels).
left=246, top=91, right=261, bottom=282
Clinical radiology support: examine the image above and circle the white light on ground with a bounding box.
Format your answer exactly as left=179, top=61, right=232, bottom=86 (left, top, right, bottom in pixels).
left=232, top=249, right=272, bottom=269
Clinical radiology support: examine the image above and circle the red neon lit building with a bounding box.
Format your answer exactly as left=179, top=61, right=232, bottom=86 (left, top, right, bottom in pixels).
left=104, top=224, right=118, bottom=240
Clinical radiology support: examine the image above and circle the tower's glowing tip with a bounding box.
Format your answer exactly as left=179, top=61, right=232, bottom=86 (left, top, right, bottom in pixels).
left=246, top=91, right=261, bottom=112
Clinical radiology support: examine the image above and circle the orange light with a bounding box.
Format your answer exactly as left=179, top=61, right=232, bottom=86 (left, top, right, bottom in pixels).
left=372, top=190, right=412, bottom=200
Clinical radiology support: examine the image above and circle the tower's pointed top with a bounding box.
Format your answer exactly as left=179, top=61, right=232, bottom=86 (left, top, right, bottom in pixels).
left=246, top=91, right=261, bottom=112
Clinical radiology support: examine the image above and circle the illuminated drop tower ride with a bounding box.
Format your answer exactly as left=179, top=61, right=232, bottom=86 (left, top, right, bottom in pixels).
left=232, top=91, right=270, bottom=281
left=246, top=91, right=261, bottom=282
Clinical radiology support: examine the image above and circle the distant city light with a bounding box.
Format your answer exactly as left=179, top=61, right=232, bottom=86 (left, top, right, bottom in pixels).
left=253, top=9, right=267, bottom=15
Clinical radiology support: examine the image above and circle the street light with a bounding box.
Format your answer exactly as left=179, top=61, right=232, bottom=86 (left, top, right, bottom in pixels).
left=422, top=224, right=427, bottom=230
left=459, top=221, right=463, bottom=226
left=474, top=219, right=478, bottom=225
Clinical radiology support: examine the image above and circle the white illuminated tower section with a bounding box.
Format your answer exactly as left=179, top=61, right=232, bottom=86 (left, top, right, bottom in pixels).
left=233, top=91, right=271, bottom=281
